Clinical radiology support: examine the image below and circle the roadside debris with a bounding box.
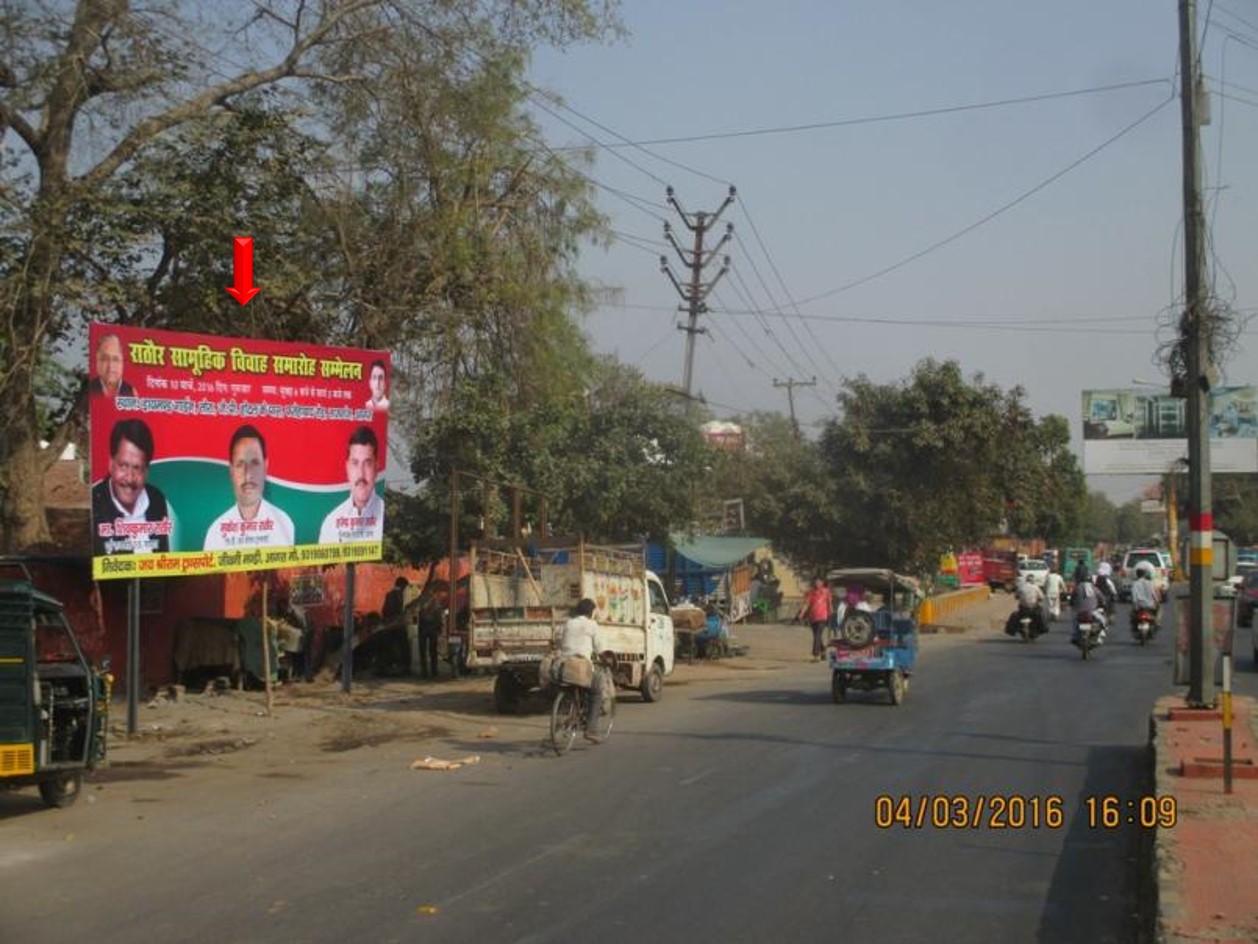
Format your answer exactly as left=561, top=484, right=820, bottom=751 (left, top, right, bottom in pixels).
left=411, top=754, right=481, bottom=771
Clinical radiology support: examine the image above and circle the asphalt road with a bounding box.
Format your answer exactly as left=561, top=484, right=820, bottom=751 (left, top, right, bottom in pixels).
left=4, top=607, right=1255, bottom=944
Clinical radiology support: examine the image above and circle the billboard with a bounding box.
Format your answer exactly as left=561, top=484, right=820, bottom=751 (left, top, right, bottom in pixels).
left=89, top=323, right=391, bottom=580
left=1081, top=386, right=1258, bottom=474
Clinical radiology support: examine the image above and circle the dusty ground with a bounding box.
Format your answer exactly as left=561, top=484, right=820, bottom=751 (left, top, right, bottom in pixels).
left=90, top=593, right=1011, bottom=788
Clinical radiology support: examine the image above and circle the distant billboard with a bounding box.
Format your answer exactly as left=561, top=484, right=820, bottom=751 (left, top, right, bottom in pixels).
left=1081, top=386, right=1258, bottom=474
left=89, top=323, right=391, bottom=580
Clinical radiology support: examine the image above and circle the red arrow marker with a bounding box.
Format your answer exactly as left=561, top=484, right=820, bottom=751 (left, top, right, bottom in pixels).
left=225, top=236, right=261, bottom=305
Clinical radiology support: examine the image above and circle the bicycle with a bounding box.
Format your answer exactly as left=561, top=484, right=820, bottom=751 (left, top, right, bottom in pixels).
left=549, top=654, right=616, bottom=756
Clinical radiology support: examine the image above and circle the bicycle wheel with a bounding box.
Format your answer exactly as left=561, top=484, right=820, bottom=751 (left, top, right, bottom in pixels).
left=589, top=686, right=616, bottom=742
left=550, top=688, right=580, bottom=756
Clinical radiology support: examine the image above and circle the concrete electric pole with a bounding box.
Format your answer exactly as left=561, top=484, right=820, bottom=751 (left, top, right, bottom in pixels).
left=773, top=377, right=816, bottom=436
left=660, top=186, right=735, bottom=399
left=1178, top=0, right=1215, bottom=706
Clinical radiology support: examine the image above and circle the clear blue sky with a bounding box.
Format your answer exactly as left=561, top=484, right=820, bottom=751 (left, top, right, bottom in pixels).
left=528, top=1, right=1258, bottom=501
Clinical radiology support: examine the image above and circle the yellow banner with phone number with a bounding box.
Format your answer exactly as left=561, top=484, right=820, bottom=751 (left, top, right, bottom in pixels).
left=92, top=542, right=382, bottom=580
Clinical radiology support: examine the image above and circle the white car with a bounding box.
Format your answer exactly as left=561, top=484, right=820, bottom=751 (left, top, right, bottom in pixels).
left=1018, top=559, right=1050, bottom=588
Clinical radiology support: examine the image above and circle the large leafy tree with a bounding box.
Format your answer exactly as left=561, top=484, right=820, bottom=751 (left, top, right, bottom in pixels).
left=0, top=0, right=620, bottom=551
left=390, top=358, right=710, bottom=563
left=1215, top=476, right=1258, bottom=546
left=706, top=411, right=841, bottom=575
left=818, top=359, right=1084, bottom=573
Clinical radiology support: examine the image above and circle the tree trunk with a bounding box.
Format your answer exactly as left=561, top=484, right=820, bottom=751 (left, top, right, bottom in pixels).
left=0, top=398, right=54, bottom=552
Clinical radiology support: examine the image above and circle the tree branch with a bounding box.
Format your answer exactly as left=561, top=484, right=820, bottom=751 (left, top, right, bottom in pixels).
left=81, top=0, right=383, bottom=188
left=0, top=99, right=40, bottom=152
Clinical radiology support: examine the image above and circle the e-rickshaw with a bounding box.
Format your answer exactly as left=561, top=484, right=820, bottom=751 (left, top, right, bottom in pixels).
left=0, top=577, right=111, bottom=808
left=826, top=568, right=922, bottom=706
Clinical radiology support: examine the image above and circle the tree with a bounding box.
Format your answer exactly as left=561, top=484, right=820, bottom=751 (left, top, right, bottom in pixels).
left=705, top=411, right=840, bottom=575
left=817, top=359, right=1083, bottom=573
left=1214, top=474, right=1258, bottom=546
left=1080, top=491, right=1118, bottom=545
left=392, top=358, right=711, bottom=563
left=0, top=0, right=621, bottom=551
left=819, top=361, right=1007, bottom=572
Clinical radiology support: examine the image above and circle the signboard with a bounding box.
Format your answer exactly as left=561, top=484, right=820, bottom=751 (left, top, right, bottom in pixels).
left=89, top=323, right=390, bottom=580
left=1081, top=386, right=1258, bottom=474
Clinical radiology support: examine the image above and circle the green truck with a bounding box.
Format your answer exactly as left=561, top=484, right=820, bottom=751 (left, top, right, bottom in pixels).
left=0, top=577, right=111, bottom=808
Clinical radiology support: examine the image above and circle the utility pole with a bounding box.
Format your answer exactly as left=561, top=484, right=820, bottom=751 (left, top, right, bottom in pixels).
left=1179, top=0, right=1215, bottom=707
left=773, top=377, right=816, bottom=436
left=660, top=185, right=735, bottom=398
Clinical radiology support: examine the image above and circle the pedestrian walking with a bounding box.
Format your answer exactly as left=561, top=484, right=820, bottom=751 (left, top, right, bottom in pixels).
left=797, top=577, right=833, bottom=661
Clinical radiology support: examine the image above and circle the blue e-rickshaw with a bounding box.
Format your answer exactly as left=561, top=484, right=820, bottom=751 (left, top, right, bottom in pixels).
left=825, top=568, right=922, bottom=706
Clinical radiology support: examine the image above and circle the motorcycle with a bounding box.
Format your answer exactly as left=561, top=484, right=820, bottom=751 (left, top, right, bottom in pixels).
left=1005, top=606, right=1046, bottom=642
left=1131, top=607, right=1158, bottom=646
left=1072, top=609, right=1106, bottom=660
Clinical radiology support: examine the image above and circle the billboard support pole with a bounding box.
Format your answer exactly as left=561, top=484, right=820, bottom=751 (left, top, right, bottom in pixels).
left=1179, top=0, right=1214, bottom=707
left=126, top=577, right=140, bottom=736
left=261, top=578, right=272, bottom=716
left=341, top=563, right=355, bottom=693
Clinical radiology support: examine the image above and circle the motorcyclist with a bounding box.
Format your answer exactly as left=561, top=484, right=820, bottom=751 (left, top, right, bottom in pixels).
left=1044, top=568, right=1065, bottom=622
left=1070, top=569, right=1108, bottom=647
left=1005, top=574, right=1048, bottom=638
left=1129, top=561, right=1162, bottom=636
left=1094, top=560, right=1119, bottom=616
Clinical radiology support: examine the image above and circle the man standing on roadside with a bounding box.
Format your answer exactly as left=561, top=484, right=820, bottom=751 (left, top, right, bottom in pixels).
left=798, top=577, right=833, bottom=661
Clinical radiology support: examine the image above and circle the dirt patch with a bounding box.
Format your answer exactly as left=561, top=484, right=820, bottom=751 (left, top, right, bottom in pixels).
left=319, top=719, right=454, bottom=753
left=165, top=736, right=259, bottom=758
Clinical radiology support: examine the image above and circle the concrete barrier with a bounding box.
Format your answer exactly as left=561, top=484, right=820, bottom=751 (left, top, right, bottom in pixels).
left=919, top=585, right=990, bottom=626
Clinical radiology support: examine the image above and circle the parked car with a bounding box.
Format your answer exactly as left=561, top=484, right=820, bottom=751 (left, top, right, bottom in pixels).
left=1017, top=558, right=1050, bottom=588
left=1238, top=570, right=1258, bottom=629
left=1118, top=548, right=1172, bottom=600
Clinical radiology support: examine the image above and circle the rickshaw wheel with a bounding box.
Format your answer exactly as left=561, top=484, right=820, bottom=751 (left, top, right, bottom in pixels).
left=38, top=772, right=83, bottom=809
left=831, top=670, right=847, bottom=704
left=887, top=669, right=906, bottom=706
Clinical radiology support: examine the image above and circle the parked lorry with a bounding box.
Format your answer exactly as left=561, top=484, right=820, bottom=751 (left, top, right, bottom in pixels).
left=463, top=539, right=676, bottom=713
left=982, top=548, right=1019, bottom=592
left=0, top=576, right=110, bottom=808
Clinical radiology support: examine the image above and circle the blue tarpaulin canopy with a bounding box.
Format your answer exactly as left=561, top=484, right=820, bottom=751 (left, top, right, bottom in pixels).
left=668, top=533, right=767, bottom=570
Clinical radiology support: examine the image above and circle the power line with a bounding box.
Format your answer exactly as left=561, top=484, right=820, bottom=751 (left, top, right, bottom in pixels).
left=708, top=287, right=793, bottom=380
left=778, top=93, right=1177, bottom=310
left=551, top=78, right=1172, bottom=149
left=602, top=300, right=1198, bottom=326
left=736, top=196, right=845, bottom=383
left=525, top=84, right=730, bottom=187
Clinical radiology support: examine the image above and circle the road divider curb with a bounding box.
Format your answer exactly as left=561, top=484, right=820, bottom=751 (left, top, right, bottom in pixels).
left=920, top=585, right=990, bottom=627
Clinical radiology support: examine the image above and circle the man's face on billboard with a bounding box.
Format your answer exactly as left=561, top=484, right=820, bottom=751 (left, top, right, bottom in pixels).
left=96, top=336, right=124, bottom=392
left=347, top=443, right=377, bottom=509
left=109, top=438, right=148, bottom=513
left=369, top=364, right=387, bottom=402
left=230, top=437, right=267, bottom=517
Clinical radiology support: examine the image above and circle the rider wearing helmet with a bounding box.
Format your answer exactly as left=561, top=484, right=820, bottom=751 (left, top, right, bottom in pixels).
left=1093, top=560, right=1118, bottom=615
left=1129, top=561, right=1162, bottom=635
left=1071, top=567, right=1108, bottom=647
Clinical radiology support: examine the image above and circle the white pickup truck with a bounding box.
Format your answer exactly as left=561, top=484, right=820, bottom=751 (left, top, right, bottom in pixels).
left=464, top=540, right=676, bottom=713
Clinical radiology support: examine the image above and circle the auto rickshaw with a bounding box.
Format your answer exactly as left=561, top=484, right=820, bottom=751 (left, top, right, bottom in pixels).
left=826, top=568, right=922, bottom=706
left=0, top=577, right=111, bottom=808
